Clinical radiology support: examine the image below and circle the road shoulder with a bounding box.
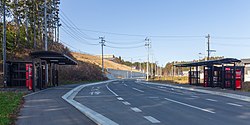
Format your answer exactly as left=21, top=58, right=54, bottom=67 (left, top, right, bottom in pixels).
left=16, top=84, right=95, bottom=125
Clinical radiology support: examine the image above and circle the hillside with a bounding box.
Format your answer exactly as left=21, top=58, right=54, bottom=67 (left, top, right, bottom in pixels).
left=71, top=52, right=139, bottom=72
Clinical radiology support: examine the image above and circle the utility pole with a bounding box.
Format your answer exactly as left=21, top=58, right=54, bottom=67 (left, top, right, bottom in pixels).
left=99, top=37, right=105, bottom=72
left=44, top=0, right=48, bottom=50
left=44, top=0, right=49, bottom=85
left=33, top=0, right=37, bottom=49
left=131, top=58, right=133, bottom=78
left=151, top=55, right=154, bottom=78
left=139, top=59, right=142, bottom=72
left=2, top=0, right=7, bottom=87
left=25, top=0, right=29, bottom=44
left=155, top=61, right=157, bottom=77
left=206, top=34, right=210, bottom=60
left=145, top=37, right=150, bottom=81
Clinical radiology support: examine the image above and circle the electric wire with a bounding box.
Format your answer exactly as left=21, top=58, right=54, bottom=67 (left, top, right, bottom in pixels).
left=105, top=45, right=145, bottom=49
left=60, top=10, right=99, bottom=40
left=61, top=26, right=99, bottom=45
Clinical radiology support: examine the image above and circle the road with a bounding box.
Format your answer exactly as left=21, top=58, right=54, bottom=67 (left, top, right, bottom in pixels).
left=73, top=79, right=250, bottom=125
left=16, top=84, right=95, bottom=125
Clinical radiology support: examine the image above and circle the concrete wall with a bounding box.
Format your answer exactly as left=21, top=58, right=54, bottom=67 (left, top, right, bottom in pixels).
left=107, top=68, right=145, bottom=79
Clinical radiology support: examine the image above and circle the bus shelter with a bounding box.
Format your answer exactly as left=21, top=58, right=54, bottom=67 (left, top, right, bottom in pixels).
left=6, top=51, right=77, bottom=91
left=175, top=58, right=244, bottom=90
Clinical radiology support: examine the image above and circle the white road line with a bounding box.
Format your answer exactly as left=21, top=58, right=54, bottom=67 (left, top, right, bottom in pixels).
left=227, top=103, right=243, bottom=107
left=148, top=97, right=159, bottom=99
left=145, top=85, right=184, bottom=96
left=144, top=116, right=161, bottom=124
left=132, top=88, right=144, bottom=93
left=122, top=101, right=131, bottom=105
left=117, top=97, right=124, bottom=101
left=164, top=97, right=215, bottom=114
left=124, top=84, right=128, bottom=86
left=106, top=83, right=119, bottom=97
left=131, top=107, right=142, bottom=112
left=205, top=98, right=218, bottom=102
left=62, top=80, right=119, bottom=125
left=191, top=95, right=199, bottom=98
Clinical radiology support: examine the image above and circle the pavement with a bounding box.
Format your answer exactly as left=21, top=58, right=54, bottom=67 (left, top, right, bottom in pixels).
left=70, top=79, right=250, bottom=125
left=16, top=84, right=95, bottom=125
left=17, top=79, right=250, bottom=125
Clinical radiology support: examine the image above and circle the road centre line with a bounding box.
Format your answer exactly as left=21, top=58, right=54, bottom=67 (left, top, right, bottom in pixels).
left=132, top=87, right=144, bottom=92
left=122, top=101, right=131, bottom=105
left=117, top=97, right=124, bottom=101
left=191, top=95, right=199, bottom=98
left=106, top=83, right=119, bottom=97
left=205, top=98, right=218, bottom=102
left=131, top=107, right=142, bottom=112
left=227, top=103, right=243, bottom=107
left=144, top=116, right=161, bottom=124
left=164, top=97, right=215, bottom=114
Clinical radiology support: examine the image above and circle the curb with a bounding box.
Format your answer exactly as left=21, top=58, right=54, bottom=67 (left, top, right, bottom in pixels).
left=62, top=80, right=119, bottom=125
left=140, top=81, right=250, bottom=102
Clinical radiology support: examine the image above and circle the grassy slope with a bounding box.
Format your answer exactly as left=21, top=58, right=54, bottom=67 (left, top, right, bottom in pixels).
left=71, top=52, right=139, bottom=72
left=0, top=92, right=23, bottom=125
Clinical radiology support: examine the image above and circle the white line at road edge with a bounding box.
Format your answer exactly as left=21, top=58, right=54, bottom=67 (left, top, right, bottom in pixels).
left=62, top=80, right=119, bottom=125
left=144, top=116, right=161, bottom=124
left=106, top=83, right=119, bottom=96
left=141, top=81, right=250, bottom=102
left=227, top=103, right=243, bottom=107
left=164, top=97, right=215, bottom=114
left=132, top=87, right=144, bottom=92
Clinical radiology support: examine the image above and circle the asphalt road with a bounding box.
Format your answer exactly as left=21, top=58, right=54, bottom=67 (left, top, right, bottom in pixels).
left=16, top=84, right=95, bottom=125
left=74, top=79, right=250, bottom=125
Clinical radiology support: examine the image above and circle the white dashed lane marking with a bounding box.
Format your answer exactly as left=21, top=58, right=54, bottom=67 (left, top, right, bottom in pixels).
left=205, top=98, right=218, bottom=102
left=144, top=116, right=161, bottom=124
left=227, top=103, right=243, bottom=107
left=191, top=95, right=199, bottom=98
left=122, top=101, right=131, bottom=105
left=131, top=107, right=142, bottom=112
left=132, top=88, right=144, bottom=93
left=117, top=97, right=124, bottom=101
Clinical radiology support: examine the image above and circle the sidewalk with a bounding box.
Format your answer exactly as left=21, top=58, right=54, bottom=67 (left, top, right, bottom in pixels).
left=149, top=81, right=250, bottom=97
left=16, top=84, right=95, bottom=125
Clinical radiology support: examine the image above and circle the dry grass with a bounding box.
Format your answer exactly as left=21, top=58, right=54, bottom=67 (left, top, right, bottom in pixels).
left=242, top=82, right=250, bottom=92
left=152, top=76, right=189, bottom=84
left=71, top=52, right=139, bottom=72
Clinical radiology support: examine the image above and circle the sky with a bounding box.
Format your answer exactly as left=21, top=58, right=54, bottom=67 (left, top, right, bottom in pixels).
left=60, top=0, right=250, bottom=66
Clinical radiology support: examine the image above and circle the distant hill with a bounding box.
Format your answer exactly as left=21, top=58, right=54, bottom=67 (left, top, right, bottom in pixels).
left=71, top=52, right=139, bottom=72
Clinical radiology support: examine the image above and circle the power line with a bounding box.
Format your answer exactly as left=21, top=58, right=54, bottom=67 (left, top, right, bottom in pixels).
left=105, top=45, right=145, bottom=49
left=212, top=36, right=250, bottom=40
left=105, top=40, right=145, bottom=45
left=60, top=10, right=99, bottom=40
left=60, top=19, right=99, bottom=45
left=61, top=27, right=99, bottom=45
left=61, top=26, right=204, bottom=38
left=213, top=43, right=250, bottom=47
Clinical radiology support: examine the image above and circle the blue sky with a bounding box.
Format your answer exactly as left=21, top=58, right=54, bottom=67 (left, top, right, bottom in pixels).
left=60, top=0, right=250, bottom=66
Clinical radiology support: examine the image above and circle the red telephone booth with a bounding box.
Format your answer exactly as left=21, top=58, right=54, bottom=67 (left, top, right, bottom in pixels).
left=26, top=64, right=33, bottom=90
left=235, top=69, right=242, bottom=89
